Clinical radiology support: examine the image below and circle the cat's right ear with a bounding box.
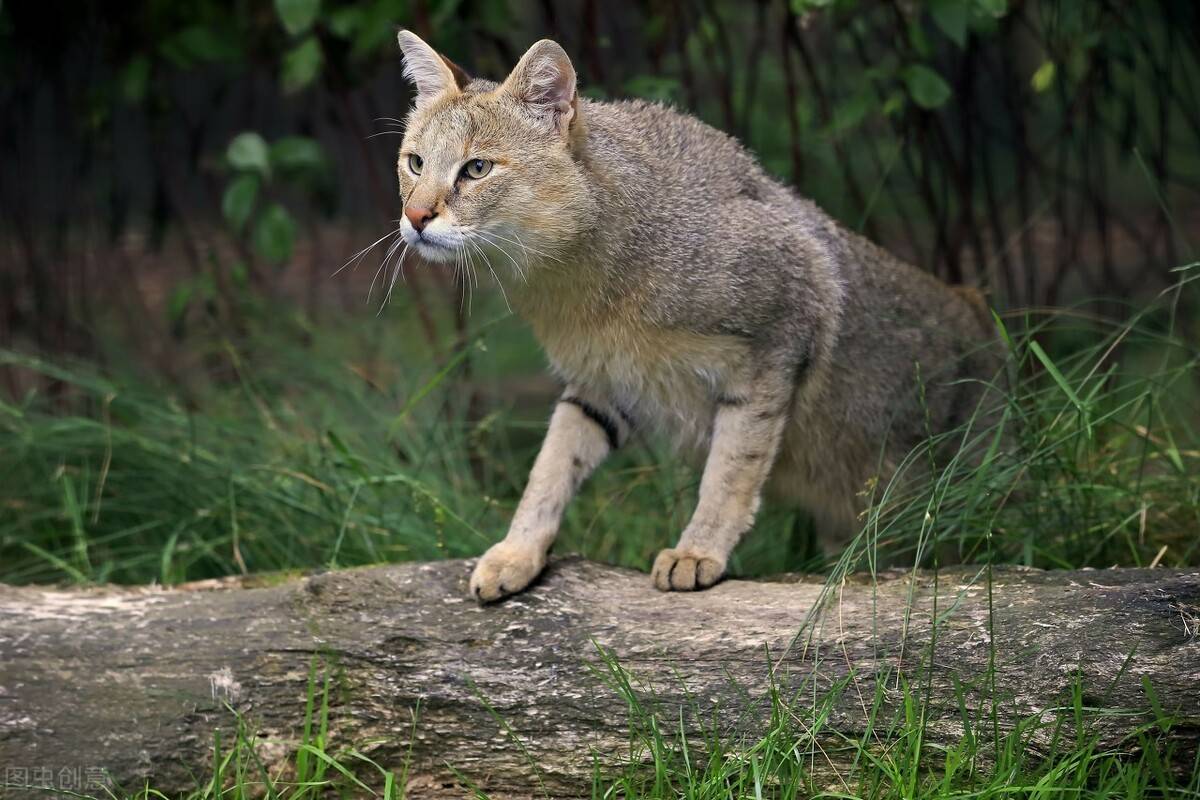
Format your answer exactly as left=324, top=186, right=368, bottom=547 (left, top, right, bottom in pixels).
left=397, top=30, right=470, bottom=107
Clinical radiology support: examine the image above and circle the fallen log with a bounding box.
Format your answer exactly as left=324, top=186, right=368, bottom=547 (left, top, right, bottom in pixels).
left=1, top=558, right=1197, bottom=797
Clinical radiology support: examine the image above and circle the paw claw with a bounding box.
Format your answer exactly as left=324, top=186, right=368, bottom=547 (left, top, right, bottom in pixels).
left=469, top=540, right=544, bottom=603
left=652, top=548, right=725, bottom=592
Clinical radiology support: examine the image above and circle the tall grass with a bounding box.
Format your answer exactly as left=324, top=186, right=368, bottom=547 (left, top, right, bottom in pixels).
left=3, top=269, right=1197, bottom=586
left=840, top=264, right=1200, bottom=578
left=589, top=644, right=1200, bottom=799
left=0, top=299, right=749, bottom=585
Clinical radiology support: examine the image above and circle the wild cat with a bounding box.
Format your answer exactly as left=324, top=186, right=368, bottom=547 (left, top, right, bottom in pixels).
left=392, top=31, right=998, bottom=602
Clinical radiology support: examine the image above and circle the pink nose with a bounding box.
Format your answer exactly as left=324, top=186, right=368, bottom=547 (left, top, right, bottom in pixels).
left=405, top=206, right=435, bottom=232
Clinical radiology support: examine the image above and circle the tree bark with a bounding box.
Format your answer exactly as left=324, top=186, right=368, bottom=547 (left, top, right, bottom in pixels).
left=1, top=558, right=1197, bottom=797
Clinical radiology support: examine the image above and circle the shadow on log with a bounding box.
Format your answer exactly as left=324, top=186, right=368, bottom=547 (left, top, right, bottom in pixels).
left=1, top=558, right=1198, bottom=797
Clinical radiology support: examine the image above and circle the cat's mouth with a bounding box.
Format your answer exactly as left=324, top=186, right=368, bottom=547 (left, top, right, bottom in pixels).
left=402, top=228, right=460, bottom=263
left=411, top=238, right=456, bottom=263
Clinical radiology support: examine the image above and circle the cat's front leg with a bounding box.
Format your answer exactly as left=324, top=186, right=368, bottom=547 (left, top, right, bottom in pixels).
left=470, top=387, right=631, bottom=602
left=652, top=371, right=793, bottom=591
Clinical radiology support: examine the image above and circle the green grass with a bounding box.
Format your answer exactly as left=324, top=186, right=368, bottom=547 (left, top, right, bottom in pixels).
left=39, top=649, right=1196, bottom=799
left=2, top=266, right=1199, bottom=797
left=590, top=645, right=1200, bottom=800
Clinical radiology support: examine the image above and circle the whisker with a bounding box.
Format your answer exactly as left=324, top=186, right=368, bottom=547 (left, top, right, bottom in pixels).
left=452, top=244, right=466, bottom=314
left=470, top=230, right=527, bottom=285
left=333, top=227, right=400, bottom=277
left=512, top=231, right=556, bottom=271
left=508, top=231, right=544, bottom=278
left=473, top=229, right=556, bottom=281
left=466, top=246, right=477, bottom=316
left=476, top=229, right=562, bottom=263
left=456, top=245, right=464, bottom=313
left=366, top=243, right=397, bottom=304
left=468, top=236, right=512, bottom=314
left=378, top=242, right=410, bottom=315
left=369, top=235, right=406, bottom=306
left=461, top=244, right=475, bottom=316
left=463, top=242, right=481, bottom=316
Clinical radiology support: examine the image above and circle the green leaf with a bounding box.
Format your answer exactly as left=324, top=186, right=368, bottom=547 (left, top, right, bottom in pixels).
left=253, top=204, right=297, bottom=264
left=431, top=0, right=469, bottom=29
left=341, top=0, right=409, bottom=59
left=1031, top=60, right=1056, bottom=93
left=1030, top=340, right=1092, bottom=438
left=791, top=0, right=834, bottom=12
left=908, top=19, right=932, bottom=58
left=623, top=75, right=681, bottom=103
left=275, top=0, right=321, bottom=36
left=119, top=55, right=151, bottom=104
left=901, top=64, right=953, bottom=109
left=1141, top=676, right=1172, bottom=732
left=221, top=174, right=259, bottom=232
left=1159, top=415, right=1186, bottom=474
left=230, top=260, right=250, bottom=288
left=282, top=36, right=323, bottom=93
left=929, top=0, right=969, bottom=47
left=827, top=89, right=873, bottom=134
left=975, top=0, right=1008, bottom=17
left=327, top=7, right=362, bottom=38
left=882, top=90, right=907, bottom=116
left=270, top=136, right=325, bottom=174
left=226, top=132, right=271, bottom=177
left=159, top=25, right=240, bottom=67
left=167, top=283, right=193, bottom=324
left=990, top=309, right=1015, bottom=351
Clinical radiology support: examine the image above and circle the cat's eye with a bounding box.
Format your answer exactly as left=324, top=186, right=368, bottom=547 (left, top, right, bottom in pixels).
left=463, top=158, right=492, bottom=179
left=407, top=153, right=423, bottom=175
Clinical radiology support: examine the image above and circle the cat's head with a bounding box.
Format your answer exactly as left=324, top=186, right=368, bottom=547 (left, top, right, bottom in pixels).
left=395, top=31, right=592, bottom=268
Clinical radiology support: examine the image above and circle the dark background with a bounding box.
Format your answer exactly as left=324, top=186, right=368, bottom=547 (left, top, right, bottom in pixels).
left=3, top=0, right=1198, bottom=383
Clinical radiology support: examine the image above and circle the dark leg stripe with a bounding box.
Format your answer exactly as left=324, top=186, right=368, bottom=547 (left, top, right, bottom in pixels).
left=561, top=397, right=621, bottom=450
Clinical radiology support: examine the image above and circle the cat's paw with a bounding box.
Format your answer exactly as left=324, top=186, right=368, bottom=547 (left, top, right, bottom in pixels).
left=469, top=540, right=545, bottom=603
left=651, top=548, right=725, bottom=592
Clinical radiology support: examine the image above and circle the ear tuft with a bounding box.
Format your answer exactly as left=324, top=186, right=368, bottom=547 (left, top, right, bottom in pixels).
left=502, top=40, right=577, bottom=135
left=439, top=54, right=472, bottom=92
left=397, top=30, right=461, bottom=106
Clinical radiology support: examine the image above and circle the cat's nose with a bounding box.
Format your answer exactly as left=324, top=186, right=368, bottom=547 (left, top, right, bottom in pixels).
left=404, top=206, right=435, bottom=232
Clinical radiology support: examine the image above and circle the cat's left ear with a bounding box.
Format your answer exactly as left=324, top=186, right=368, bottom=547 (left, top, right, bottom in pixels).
left=397, top=30, right=471, bottom=107
left=501, top=39, right=578, bottom=136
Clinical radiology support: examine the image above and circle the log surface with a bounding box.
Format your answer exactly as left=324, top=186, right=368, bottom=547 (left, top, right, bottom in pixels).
left=1, top=558, right=1198, bottom=796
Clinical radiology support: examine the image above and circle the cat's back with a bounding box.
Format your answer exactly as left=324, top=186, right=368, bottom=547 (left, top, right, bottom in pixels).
left=580, top=98, right=779, bottom=204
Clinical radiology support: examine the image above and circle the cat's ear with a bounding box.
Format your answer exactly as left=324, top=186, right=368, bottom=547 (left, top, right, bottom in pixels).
left=501, top=39, right=578, bottom=136
left=397, top=30, right=470, bottom=106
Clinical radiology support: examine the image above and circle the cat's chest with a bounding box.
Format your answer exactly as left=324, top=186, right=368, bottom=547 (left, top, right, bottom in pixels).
left=531, top=314, right=750, bottom=442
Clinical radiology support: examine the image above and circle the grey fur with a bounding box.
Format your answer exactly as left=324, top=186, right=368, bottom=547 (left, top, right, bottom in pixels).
left=392, top=34, right=998, bottom=600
